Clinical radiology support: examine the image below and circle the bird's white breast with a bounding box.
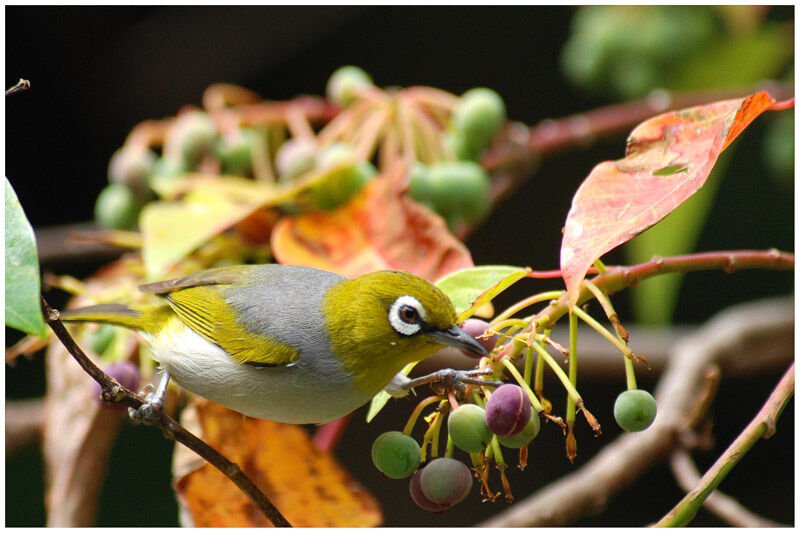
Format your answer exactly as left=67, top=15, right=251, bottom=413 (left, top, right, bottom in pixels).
left=142, top=321, right=370, bottom=424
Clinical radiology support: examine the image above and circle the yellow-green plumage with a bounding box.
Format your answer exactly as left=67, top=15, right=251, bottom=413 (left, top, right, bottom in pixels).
left=323, top=270, right=457, bottom=393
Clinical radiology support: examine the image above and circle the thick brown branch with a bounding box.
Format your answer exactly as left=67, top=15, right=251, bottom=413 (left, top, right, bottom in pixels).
left=40, top=297, right=292, bottom=528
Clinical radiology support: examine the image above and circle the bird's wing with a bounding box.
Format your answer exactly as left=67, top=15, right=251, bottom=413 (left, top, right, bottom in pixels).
left=144, top=268, right=299, bottom=367
left=138, top=266, right=250, bottom=294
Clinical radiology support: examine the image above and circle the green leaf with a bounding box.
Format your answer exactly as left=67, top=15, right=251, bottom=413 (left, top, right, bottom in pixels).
left=436, top=265, right=529, bottom=321
left=366, top=361, right=418, bottom=423
left=5, top=177, right=47, bottom=338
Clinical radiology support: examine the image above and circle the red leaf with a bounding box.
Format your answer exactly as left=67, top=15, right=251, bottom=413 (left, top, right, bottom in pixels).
left=560, top=91, right=788, bottom=305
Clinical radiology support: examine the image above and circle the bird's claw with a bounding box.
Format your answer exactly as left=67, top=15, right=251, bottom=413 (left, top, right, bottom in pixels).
left=405, top=367, right=502, bottom=397
left=128, top=370, right=170, bottom=425
left=128, top=391, right=164, bottom=425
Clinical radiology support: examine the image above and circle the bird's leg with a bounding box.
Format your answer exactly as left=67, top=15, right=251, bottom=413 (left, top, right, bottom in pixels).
left=129, top=370, right=170, bottom=424
left=388, top=368, right=503, bottom=398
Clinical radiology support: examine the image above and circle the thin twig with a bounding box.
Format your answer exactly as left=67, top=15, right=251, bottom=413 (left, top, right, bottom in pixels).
left=655, top=363, right=794, bottom=527
left=40, top=297, right=292, bottom=528
left=6, top=78, right=30, bottom=96
left=668, top=448, right=786, bottom=527
left=531, top=249, right=794, bottom=330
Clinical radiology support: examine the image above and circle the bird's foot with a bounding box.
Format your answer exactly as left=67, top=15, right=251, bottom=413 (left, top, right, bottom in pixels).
left=128, top=392, right=164, bottom=425
left=404, top=367, right=503, bottom=396
left=128, top=370, right=170, bottom=425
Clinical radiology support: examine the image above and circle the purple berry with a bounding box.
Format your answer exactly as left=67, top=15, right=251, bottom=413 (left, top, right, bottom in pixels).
left=419, top=458, right=473, bottom=506
left=458, top=318, right=498, bottom=358
left=94, top=361, right=140, bottom=411
left=409, top=470, right=451, bottom=512
left=485, top=384, right=532, bottom=437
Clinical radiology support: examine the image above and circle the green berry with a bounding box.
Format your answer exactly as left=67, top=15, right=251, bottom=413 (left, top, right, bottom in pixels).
left=164, top=111, right=218, bottom=167
left=107, top=145, right=156, bottom=201
left=148, top=156, right=188, bottom=194
left=450, top=130, right=483, bottom=162
left=310, top=144, right=375, bottom=210
left=326, top=65, right=373, bottom=107
left=614, top=389, right=657, bottom=432
left=317, top=142, right=355, bottom=169
left=371, top=431, right=421, bottom=479
left=409, top=470, right=451, bottom=512
left=216, top=128, right=259, bottom=177
left=407, top=162, right=433, bottom=203
left=428, top=161, right=491, bottom=224
left=497, top=415, right=540, bottom=449
left=451, top=88, right=506, bottom=155
left=275, top=138, right=317, bottom=181
left=447, top=404, right=492, bottom=453
left=94, top=183, right=142, bottom=230
left=419, top=457, right=472, bottom=505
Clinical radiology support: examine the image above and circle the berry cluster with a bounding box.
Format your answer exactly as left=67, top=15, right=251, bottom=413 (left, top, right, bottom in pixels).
left=95, top=66, right=506, bottom=236
left=371, top=317, right=657, bottom=512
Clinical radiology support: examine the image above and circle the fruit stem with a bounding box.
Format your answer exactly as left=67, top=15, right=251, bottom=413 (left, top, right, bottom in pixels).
left=445, top=434, right=455, bottom=459
left=565, top=311, right=578, bottom=443
left=534, top=344, right=546, bottom=408
left=402, top=395, right=444, bottom=435
left=592, top=258, right=608, bottom=274
left=428, top=409, right=445, bottom=459
left=625, top=355, right=638, bottom=391
left=581, top=279, right=630, bottom=342
left=571, top=306, right=636, bottom=361
left=529, top=342, right=584, bottom=406
left=501, top=358, right=545, bottom=413
left=523, top=346, right=534, bottom=385
left=492, top=290, right=565, bottom=325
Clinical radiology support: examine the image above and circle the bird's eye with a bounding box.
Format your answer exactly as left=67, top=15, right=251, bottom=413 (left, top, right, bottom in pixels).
left=389, top=295, right=427, bottom=337
left=398, top=305, right=419, bottom=324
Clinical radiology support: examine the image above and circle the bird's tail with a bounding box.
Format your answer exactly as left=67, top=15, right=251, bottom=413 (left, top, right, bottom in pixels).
left=59, top=303, right=168, bottom=332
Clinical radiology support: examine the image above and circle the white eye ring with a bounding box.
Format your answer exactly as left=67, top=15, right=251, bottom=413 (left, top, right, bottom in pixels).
left=389, top=295, right=427, bottom=336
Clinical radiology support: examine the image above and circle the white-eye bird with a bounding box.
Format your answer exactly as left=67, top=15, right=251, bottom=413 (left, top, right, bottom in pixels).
left=60, top=264, right=491, bottom=424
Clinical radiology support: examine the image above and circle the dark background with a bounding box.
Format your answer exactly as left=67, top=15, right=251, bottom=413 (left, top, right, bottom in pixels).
left=6, top=6, right=794, bottom=527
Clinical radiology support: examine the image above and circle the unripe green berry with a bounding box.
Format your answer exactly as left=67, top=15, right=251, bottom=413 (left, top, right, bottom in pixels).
left=164, top=111, right=218, bottom=167
left=216, top=128, right=259, bottom=177
left=447, top=404, right=492, bottom=453
left=94, top=183, right=142, bottom=230
left=371, top=431, right=421, bottom=479
left=428, top=161, right=491, bottom=224
left=614, top=389, right=657, bottom=432
left=419, top=457, right=472, bottom=505
left=310, top=144, right=375, bottom=210
left=451, top=88, right=506, bottom=155
left=497, top=415, right=540, bottom=448
left=409, top=470, right=451, bottom=512
left=407, top=162, right=434, bottom=204
left=107, top=145, right=156, bottom=201
left=148, top=156, right=188, bottom=194
left=326, top=65, right=373, bottom=107
left=275, top=138, right=318, bottom=181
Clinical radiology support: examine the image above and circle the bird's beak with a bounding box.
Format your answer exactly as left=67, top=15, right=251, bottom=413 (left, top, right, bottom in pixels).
left=429, top=324, right=489, bottom=357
